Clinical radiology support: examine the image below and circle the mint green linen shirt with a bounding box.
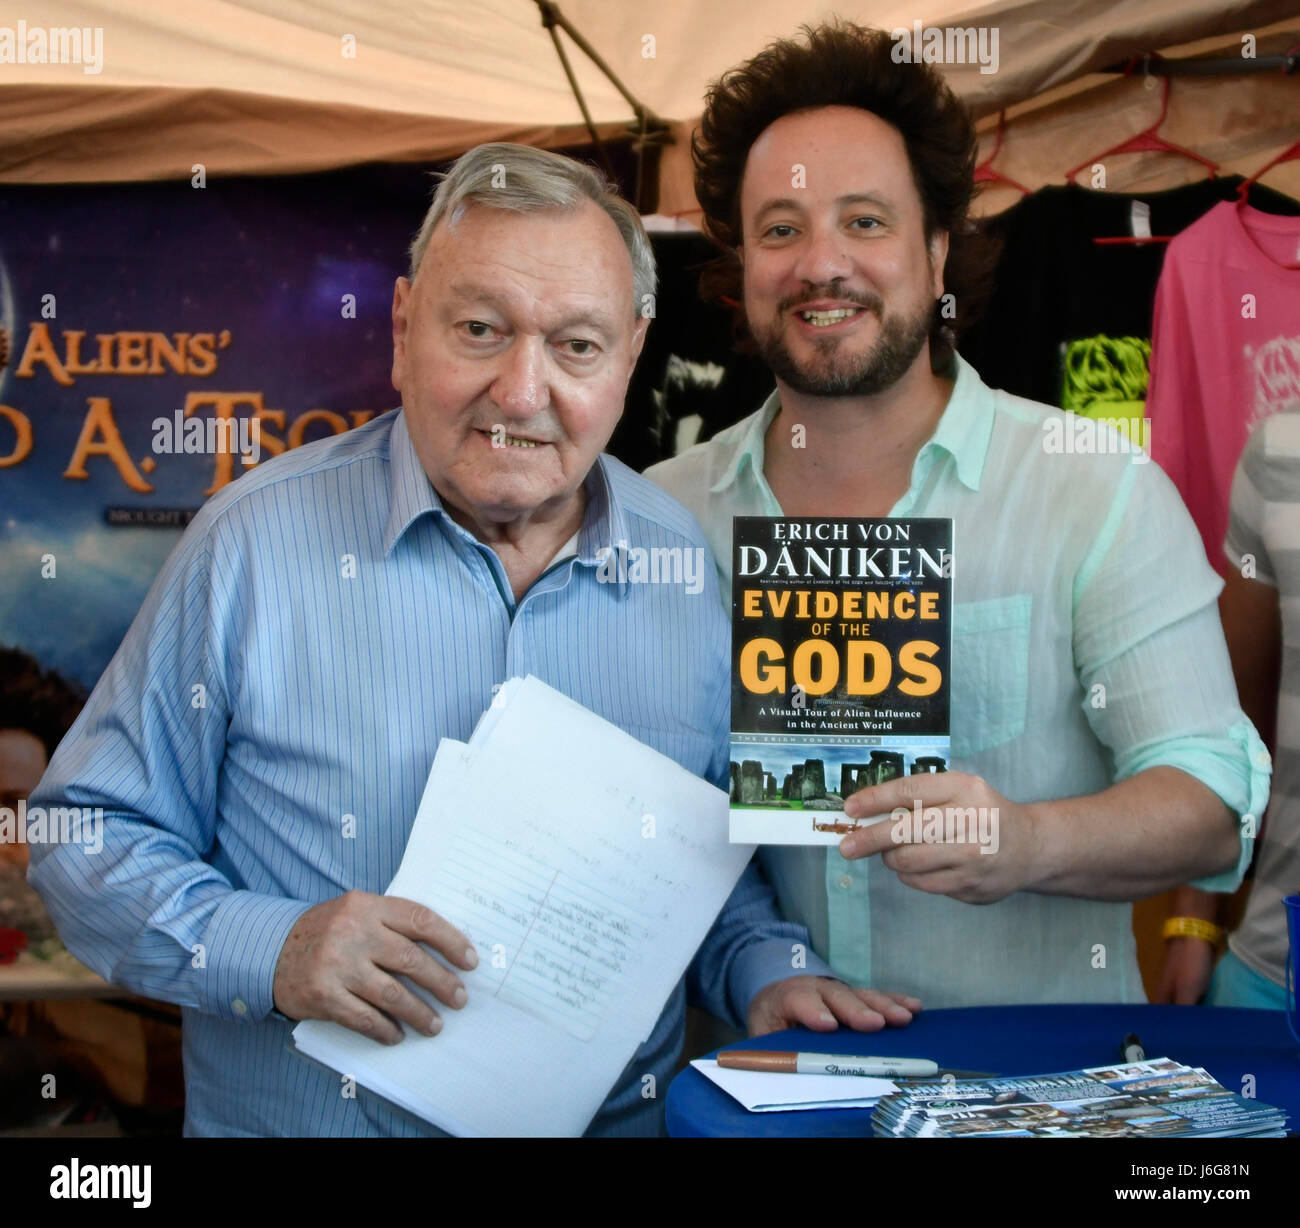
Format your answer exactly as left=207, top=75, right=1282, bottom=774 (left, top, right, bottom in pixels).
left=645, top=353, right=1270, bottom=1006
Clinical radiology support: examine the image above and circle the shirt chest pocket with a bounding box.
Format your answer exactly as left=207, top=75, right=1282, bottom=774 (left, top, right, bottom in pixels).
left=950, top=594, right=1032, bottom=759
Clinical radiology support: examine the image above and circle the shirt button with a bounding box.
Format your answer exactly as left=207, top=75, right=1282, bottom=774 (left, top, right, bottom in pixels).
left=231, top=998, right=249, bottom=1016
left=1255, top=751, right=1270, bottom=767
left=837, top=875, right=853, bottom=890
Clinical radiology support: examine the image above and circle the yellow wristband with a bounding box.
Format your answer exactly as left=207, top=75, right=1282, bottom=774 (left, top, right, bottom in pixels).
left=1162, top=916, right=1224, bottom=945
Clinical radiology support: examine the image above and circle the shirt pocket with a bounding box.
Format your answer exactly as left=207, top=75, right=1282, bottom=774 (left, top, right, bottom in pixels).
left=950, top=594, right=1032, bottom=758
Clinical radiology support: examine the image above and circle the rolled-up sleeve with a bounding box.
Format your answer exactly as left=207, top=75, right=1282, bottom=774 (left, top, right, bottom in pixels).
left=1070, top=457, right=1269, bottom=892
left=27, top=514, right=311, bottom=1020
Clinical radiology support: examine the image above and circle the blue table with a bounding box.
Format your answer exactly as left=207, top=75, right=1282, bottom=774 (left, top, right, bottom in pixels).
left=666, top=1004, right=1300, bottom=1137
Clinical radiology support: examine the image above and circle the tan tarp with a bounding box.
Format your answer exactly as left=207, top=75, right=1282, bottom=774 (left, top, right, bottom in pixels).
left=2, top=1, right=1298, bottom=211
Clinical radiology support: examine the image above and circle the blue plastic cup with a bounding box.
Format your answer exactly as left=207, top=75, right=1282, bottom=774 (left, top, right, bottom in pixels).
left=1286, top=894, right=1300, bottom=1047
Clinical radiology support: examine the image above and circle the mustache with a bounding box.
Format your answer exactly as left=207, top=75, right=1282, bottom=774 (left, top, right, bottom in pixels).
left=779, top=286, right=883, bottom=315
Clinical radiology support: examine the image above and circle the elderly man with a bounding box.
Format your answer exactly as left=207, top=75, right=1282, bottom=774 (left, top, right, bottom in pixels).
left=27, top=143, right=917, bottom=1137
left=646, top=23, right=1269, bottom=1006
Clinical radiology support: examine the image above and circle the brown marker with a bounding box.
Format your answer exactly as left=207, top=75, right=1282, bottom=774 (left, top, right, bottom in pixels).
left=717, top=1050, right=938, bottom=1077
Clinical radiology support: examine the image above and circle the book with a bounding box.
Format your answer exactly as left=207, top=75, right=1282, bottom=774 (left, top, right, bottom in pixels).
left=870, top=1058, right=1288, bottom=1138
left=729, top=516, right=953, bottom=845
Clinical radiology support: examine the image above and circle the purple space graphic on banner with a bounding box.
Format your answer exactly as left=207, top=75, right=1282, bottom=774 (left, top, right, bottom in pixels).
left=0, top=169, right=431, bottom=688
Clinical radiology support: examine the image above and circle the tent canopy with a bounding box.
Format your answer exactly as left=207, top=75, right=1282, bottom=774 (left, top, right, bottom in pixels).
left=3, top=0, right=1299, bottom=213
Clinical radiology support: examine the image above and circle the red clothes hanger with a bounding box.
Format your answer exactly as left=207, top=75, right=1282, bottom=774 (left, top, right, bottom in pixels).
left=1233, top=44, right=1300, bottom=221
left=974, top=111, right=1030, bottom=196
left=1064, top=67, right=1219, bottom=188
left=1236, top=138, right=1300, bottom=202
left=1065, top=59, right=1218, bottom=245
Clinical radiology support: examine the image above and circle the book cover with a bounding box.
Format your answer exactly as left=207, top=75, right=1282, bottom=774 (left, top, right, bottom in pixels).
left=729, top=516, right=952, bottom=845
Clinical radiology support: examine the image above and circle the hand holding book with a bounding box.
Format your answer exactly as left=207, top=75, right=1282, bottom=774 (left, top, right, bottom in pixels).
left=837, top=769, right=1040, bottom=905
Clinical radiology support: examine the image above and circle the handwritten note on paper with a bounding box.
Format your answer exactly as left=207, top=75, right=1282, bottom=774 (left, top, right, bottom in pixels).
left=293, top=676, right=753, bottom=1136
left=430, top=828, right=654, bottom=1041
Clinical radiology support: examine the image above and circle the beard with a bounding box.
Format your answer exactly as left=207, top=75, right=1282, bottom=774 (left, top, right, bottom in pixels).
left=751, top=289, right=936, bottom=398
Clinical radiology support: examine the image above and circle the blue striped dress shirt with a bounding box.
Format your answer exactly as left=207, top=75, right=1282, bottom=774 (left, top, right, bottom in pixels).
left=28, top=408, right=828, bottom=1136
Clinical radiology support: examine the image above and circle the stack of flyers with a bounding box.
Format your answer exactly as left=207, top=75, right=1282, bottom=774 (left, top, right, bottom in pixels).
left=871, top=1059, right=1288, bottom=1138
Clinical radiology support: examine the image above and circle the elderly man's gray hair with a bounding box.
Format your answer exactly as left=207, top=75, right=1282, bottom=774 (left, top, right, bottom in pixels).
left=407, top=143, right=656, bottom=313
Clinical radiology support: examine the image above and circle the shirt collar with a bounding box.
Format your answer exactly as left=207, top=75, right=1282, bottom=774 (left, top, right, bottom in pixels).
left=708, top=350, right=996, bottom=497
left=927, top=351, right=996, bottom=493
left=573, top=454, right=629, bottom=573
left=709, top=391, right=779, bottom=493
left=384, top=411, right=630, bottom=572
left=384, top=410, right=444, bottom=556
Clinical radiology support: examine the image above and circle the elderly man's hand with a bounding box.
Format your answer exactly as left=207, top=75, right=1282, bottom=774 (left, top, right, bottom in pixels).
left=272, top=891, right=478, bottom=1044
left=747, top=976, right=921, bottom=1036
left=836, top=772, right=1040, bottom=905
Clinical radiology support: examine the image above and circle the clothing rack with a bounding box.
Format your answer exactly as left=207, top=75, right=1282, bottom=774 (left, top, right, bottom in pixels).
left=1096, top=47, right=1300, bottom=78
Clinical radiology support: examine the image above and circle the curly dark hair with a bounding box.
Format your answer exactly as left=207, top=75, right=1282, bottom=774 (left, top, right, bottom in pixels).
left=692, top=20, right=1000, bottom=370
left=0, top=646, right=86, bottom=763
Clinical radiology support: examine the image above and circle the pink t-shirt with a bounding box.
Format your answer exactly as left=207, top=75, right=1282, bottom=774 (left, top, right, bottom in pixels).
left=1147, top=200, right=1300, bottom=571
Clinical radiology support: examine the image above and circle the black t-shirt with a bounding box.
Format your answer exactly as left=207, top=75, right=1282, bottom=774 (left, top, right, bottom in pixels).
left=960, top=177, right=1300, bottom=410
left=608, top=230, right=774, bottom=471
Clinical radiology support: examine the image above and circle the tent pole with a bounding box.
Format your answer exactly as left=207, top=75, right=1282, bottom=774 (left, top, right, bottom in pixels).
left=1096, top=47, right=1299, bottom=76
left=535, top=0, right=667, bottom=133
left=534, top=0, right=672, bottom=210
left=539, top=11, right=618, bottom=180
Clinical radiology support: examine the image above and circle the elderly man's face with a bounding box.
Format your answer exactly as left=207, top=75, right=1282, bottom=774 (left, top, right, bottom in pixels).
left=391, top=199, right=647, bottom=536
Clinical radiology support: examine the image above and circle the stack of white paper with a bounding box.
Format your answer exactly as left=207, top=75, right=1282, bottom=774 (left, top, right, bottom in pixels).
left=293, top=676, right=752, bottom=1137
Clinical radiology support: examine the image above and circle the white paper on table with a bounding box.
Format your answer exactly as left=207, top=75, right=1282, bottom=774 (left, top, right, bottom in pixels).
left=293, top=676, right=754, bottom=1137
left=690, top=1058, right=897, bottom=1112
